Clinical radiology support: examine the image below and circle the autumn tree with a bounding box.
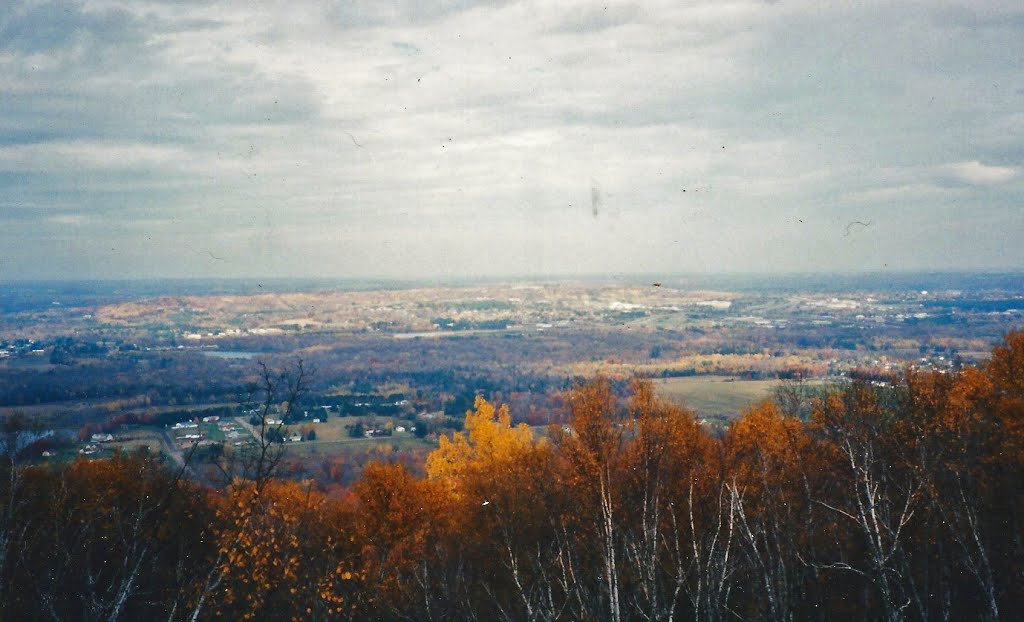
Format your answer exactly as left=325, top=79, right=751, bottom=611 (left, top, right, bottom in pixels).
left=353, top=462, right=458, bottom=620
left=981, top=328, right=1024, bottom=614
left=810, top=382, right=924, bottom=622
left=552, top=378, right=627, bottom=621
left=427, top=396, right=568, bottom=621
left=6, top=452, right=207, bottom=622
left=195, top=480, right=358, bottom=621
left=3, top=332, right=1024, bottom=622
left=725, top=401, right=821, bottom=621
left=618, top=380, right=722, bottom=621
left=900, top=366, right=1001, bottom=620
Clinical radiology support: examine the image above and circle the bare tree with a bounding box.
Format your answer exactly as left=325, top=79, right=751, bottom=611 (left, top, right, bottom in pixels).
left=185, top=357, right=310, bottom=622
left=0, top=413, right=35, bottom=612
left=212, top=357, right=310, bottom=492
left=684, top=479, right=739, bottom=622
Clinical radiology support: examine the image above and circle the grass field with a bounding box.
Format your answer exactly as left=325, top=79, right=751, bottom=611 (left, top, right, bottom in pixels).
left=237, top=414, right=432, bottom=458
left=286, top=414, right=411, bottom=442
left=282, top=435, right=434, bottom=457
left=83, top=429, right=164, bottom=460
left=653, top=376, right=781, bottom=419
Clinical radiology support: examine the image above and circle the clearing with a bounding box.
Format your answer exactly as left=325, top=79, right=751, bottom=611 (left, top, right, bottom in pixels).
left=653, top=376, right=781, bottom=420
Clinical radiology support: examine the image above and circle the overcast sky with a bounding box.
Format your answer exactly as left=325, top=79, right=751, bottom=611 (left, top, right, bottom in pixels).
left=1, top=0, right=1022, bottom=280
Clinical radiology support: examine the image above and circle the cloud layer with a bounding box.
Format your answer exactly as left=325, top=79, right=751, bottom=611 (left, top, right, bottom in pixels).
left=1, top=0, right=1022, bottom=279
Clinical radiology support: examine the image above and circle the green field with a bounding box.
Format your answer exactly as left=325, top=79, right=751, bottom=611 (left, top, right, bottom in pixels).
left=653, top=376, right=782, bottom=419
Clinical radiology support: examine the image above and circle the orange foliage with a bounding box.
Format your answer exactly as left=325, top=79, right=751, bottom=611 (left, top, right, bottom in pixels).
left=207, top=480, right=357, bottom=620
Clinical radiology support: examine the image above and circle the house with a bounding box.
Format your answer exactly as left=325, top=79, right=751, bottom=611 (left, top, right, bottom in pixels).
left=395, top=425, right=406, bottom=433
left=91, top=433, right=114, bottom=443
left=287, top=434, right=302, bottom=442
left=202, top=415, right=220, bottom=423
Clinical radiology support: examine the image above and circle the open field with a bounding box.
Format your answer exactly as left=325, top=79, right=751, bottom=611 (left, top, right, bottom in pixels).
left=653, top=376, right=784, bottom=419
left=237, top=414, right=415, bottom=443
left=109, top=430, right=164, bottom=453
left=281, top=435, right=433, bottom=458
left=287, top=414, right=403, bottom=442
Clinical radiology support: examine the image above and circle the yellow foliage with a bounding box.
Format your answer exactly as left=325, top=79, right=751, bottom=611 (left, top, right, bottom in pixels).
left=426, top=396, right=540, bottom=492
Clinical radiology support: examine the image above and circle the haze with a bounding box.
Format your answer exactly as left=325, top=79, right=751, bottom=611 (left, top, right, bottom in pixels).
left=1, top=0, right=1022, bottom=280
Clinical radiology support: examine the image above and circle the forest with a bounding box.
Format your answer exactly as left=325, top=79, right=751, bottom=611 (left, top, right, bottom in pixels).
left=1, top=329, right=1023, bottom=621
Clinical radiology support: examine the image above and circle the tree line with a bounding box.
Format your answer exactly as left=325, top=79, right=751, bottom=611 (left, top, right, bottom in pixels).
left=1, top=331, right=1023, bottom=620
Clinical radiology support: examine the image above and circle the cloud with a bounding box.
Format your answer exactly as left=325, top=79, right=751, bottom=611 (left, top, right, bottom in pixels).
left=0, top=1, right=138, bottom=54
left=550, top=2, right=641, bottom=33
left=0, top=0, right=1022, bottom=278
left=0, top=141, right=192, bottom=171
left=391, top=40, right=421, bottom=55
left=940, top=161, right=1018, bottom=185
left=845, top=183, right=962, bottom=204
left=46, top=214, right=85, bottom=225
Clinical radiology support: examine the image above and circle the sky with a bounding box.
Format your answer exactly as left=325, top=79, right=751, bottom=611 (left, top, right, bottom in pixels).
left=1, top=0, right=1022, bottom=280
